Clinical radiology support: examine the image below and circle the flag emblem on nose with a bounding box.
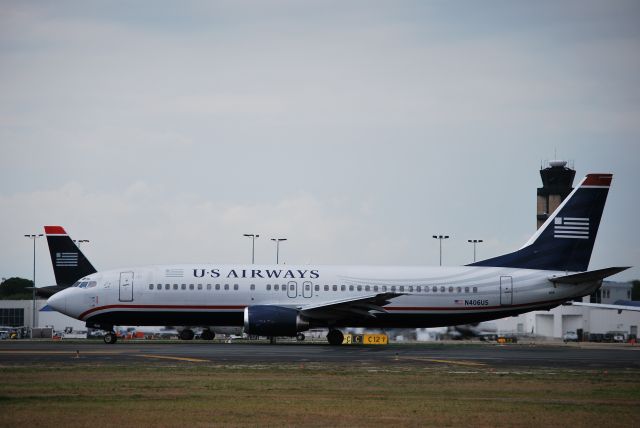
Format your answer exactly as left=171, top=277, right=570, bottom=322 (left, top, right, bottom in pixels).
left=56, top=252, right=78, bottom=266
left=554, top=217, right=589, bottom=239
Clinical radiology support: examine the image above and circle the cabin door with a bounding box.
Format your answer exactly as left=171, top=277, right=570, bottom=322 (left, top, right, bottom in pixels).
left=119, top=271, right=134, bottom=302
left=500, top=276, right=513, bottom=306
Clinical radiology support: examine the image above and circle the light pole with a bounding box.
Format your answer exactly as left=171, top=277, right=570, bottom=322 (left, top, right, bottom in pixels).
left=432, top=235, right=449, bottom=266
left=270, top=238, right=287, bottom=264
left=24, top=233, right=43, bottom=335
left=243, top=234, right=259, bottom=264
left=467, top=239, right=483, bottom=262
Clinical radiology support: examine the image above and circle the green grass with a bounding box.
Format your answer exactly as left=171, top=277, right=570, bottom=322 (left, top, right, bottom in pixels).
left=0, top=364, right=638, bottom=427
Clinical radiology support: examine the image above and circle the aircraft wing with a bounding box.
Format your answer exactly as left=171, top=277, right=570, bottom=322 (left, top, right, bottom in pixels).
left=548, top=267, right=630, bottom=284
left=568, top=300, right=640, bottom=313
left=299, top=292, right=402, bottom=321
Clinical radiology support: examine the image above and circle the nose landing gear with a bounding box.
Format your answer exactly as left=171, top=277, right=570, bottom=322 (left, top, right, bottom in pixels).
left=103, top=331, right=117, bottom=344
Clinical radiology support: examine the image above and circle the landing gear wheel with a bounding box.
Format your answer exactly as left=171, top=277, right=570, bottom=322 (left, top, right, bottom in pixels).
left=179, top=329, right=195, bottom=340
left=296, top=333, right=305, bottom=342
left=201, top=330, right=215, bottom=340
left=103, top=332, right=117, bottom=344
left=327, top=329, right=344, bottom=346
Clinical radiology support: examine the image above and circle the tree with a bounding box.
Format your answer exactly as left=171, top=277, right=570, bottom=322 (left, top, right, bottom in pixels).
left=632, top=280, right=640, bottom=301
left=0, top=277, right=33, bottom=300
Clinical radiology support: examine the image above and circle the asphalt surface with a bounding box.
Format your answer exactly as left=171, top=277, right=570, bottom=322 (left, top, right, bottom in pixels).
left=1, top=340, right=639, bottom=369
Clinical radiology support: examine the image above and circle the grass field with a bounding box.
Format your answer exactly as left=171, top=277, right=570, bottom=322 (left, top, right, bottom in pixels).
left=1, top=363, right=638, bottom=427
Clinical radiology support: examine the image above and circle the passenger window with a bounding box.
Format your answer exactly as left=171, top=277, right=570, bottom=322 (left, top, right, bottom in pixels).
left=391, top=286, right=396, bottom=292
left=198, top=284, right=203, bottom=290
left=290, top=284, right=295, bottom=291
left=165, top=284, right=170, bottom=290
left=157, top=284, right=162, bottom=290
left=181, top=284, right=186, bottom=290
left=207, top=284, right=212, bottom=290
left=440, top=286, right=445, bottom=292
left=408, top=286, right=413, bottom=292
left=305, top=284, right=310, bottom=291
left=333, top=285, right=338, bottom=291
left=234, top=284, right=238, bottom=290
left=448, top=286, right=453, bottom=293
left=315, top=284, right=319, bottom=291
left=473, top=286, right=478, bottom=293
left=357, top=285, right=362, bottom=291
left=457, top=287, right=461, bottom=293
left=148, top=284, right=153, bottom=290
left=349, top=285, right=354, bottom=291
left=215, top=284, right=220, bottom=290
left=189, top=284, right=194, bottom=290
left=224, top=284, right=229, bottom=290
left=365, top=285, right=370, bottom=292
left=173, top=284, right=178, bottom=290
left=382, top=285, right=387, bottom=292
left=399, top=286, right=405, bottom=292
left=465, top=287, right=469, bottom=293
left=250, top=284, right=255, bottom=290
left=341, top=285, right=346, bottom=291
left=324, top=285, right=329, bottom=291
left=374, top=285, right=379, bottom=292
left=417, top=286, right=422, bottom=292
left=267, top=284, right=271, bottom=291
left=274, top=284, right=279, bottom=291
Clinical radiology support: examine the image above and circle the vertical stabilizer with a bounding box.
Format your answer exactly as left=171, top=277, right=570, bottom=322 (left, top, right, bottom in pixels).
left=470, top=174, right=612, bottom=271
left=44, top=226, right=97, bottom=286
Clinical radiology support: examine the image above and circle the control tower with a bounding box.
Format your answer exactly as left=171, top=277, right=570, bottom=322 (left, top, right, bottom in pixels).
left=536, top=160, right=575, bottom=229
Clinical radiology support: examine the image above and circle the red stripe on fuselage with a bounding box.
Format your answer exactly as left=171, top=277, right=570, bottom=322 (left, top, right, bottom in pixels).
left=79, top=296, right=569, bottom=321
left=80, top=304, right=247, bottom=320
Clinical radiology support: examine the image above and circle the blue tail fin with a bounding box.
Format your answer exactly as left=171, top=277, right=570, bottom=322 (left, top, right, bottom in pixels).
left=469, top=173, right=612, bottom=272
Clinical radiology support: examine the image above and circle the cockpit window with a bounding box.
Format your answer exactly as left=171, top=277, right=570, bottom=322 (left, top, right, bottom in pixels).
left=87, top=281, right=97, bottom=288
left=72, top=281, right=81, bottom=287
left=78, top=282, right=89, bottom=288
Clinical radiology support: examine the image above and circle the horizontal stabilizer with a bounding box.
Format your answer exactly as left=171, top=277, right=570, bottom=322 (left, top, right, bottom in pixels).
left=549, top=267, right=630, bottom=284
left=569, top=300, right=640, bottom=313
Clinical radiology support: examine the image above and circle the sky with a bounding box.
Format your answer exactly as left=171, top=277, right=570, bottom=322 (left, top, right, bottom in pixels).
left=1, top=1, right=639, bottom=287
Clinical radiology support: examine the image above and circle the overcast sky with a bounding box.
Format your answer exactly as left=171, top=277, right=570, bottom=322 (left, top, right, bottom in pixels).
left=1, top=1, right=639, bottom=286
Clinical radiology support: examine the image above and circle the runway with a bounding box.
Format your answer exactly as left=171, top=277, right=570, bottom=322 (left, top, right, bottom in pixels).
left=1, top=340, right=639, bottom=369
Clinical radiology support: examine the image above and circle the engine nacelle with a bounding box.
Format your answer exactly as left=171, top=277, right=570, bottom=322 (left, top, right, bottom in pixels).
left=243, top=305, right=309, bottom=337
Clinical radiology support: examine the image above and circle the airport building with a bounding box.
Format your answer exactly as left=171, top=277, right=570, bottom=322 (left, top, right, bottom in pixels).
left=0, top=299, right=85, bottom=334
left=494, top=160, right=639, bottom=339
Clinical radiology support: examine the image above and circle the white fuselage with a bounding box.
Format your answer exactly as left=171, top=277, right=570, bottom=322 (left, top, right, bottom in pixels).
left=47, top=264, right=599, bottom=330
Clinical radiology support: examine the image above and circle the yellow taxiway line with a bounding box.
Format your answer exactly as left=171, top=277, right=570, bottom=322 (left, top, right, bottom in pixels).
left=136, top=354, right=210, bottom=363
left=398, top=356, right=486, bottom=367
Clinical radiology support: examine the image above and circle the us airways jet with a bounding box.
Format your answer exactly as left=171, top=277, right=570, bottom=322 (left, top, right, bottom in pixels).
left=45, top=173, right=629, bottom=345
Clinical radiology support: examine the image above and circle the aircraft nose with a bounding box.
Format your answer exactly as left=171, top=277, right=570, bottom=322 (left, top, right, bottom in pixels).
left=47, top=291, right=67, bottom=314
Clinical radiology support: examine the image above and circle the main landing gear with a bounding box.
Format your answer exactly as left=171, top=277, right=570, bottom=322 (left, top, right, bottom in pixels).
left=179, top=329, right=195, bottom=341
left=103, top=331, right=117, bottom=344
left=200, top=329, right=215, bottom=340
left=326, top=329, right=344, bottom=346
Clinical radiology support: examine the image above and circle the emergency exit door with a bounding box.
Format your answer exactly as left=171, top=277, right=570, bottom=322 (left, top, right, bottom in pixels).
left=119, top=271, right=134, bottom=302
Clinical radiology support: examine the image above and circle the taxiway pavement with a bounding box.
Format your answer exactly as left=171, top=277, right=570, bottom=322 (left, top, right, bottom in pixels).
left=1, top=341, right=638, bottom=369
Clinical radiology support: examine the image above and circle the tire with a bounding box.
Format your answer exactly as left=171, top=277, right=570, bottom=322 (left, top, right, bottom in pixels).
left=296, top=333, right=305, bottom=342
left=327, top=329, right=344, bottom=346
left=103, top=332, right=117, bottom=344
left=201, top=330, right=215, bottom=340
left=179, top=329, right=195, bottom=340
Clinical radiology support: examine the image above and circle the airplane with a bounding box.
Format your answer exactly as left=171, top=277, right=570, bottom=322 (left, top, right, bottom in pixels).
left=44, top=173, right=630, bottom=345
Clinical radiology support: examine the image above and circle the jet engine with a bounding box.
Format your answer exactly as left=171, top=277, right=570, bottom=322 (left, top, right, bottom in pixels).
left=243, top=305, right=309, bottom=337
